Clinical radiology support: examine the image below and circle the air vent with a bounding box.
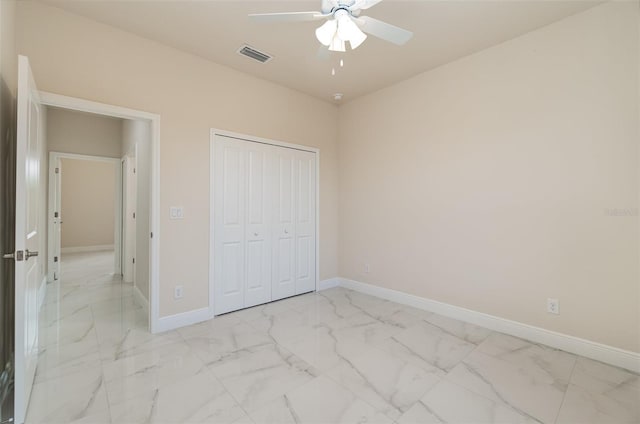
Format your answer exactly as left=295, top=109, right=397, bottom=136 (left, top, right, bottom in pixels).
left=237, top=45, right=273, bottom=63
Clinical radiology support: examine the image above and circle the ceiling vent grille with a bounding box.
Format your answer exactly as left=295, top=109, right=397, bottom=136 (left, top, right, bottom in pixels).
left=237, top=45, right=273, bottom=63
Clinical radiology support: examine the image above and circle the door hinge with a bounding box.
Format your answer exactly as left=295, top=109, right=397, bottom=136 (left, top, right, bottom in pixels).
left=150, top=232, right=153, bottom=238
left=132, top=258, right=135, bottom=264
left=133, top=212, right=136, bottom=219
left=54, top=211, right=59, bottom=218
left=54, top=256, right=58, bottom=263
left=55, top=167, right=60, bottom=174
left=133, top=168, right=136, bottom=174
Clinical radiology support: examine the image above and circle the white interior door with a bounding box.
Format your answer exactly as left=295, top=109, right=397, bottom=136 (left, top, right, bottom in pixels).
left=271, top=147, right=296, bottom=301
left=214, top=136, right=246, bottom=314
left=13, top=55, right=43, bottom=424
left=47, top=156, right=61, bottom=282
left=294, top=150, right=316, bottom=294
left=244, top=142, right=272, bottom=308
left=211, top=133, right=317, bottom=314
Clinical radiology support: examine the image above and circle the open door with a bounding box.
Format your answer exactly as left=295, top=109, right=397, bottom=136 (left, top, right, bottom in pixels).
left=9, top=55, right=42, bottom=424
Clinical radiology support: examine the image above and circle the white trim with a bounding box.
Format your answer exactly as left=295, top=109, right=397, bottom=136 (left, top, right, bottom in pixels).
left=47, top=151, right=121, bottom=164
left=211, top=128, right=320, bottom=154
left=315, top=149, right=320, bottom=293
left=60, top=245, right=114, bottom=254
left=48, top=152, right=122, bottom=276
left=149, top=118, right=161, bottom=334
left=339, top=277, right=640, bottom=373
left=155, top=307, right=211, bottom=333
left=40, top=92, right=158, bottom=121
left=208, top=137, right=215, bottom=318
left=41, top=91, right=161, bottom=335
left=133, top=284, right=149, bottom=316
left=318, top=277, right=341, bottom=291
left=47, top=154, right=59, bottom=283
left=209, top=129, right=321, bottom=318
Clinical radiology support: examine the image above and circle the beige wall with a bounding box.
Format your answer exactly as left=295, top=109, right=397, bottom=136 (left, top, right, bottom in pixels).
left=60, top=158, right=116, bottom=249
left=338, top=2, right=639, bottom=353
left=47, top=107, right=122, bottom=158
left=16, top=1, right=340, bottom=317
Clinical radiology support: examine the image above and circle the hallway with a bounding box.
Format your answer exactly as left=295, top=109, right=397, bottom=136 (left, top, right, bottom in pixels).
left=26, top=251, right=147, bottom=423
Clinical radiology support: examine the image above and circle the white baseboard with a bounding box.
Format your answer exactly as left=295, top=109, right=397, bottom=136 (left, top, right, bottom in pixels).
left=155, top=307, right=211, bottom=333
left=318, top=277, right=341, bottom=291
left=339, top=277, right=640, bottom=373
left=61, top=244, right=114, bottom=254
left=133, top=284, right=149, bottom=316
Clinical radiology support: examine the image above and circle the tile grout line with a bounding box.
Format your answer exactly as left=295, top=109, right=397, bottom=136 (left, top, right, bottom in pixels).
left=552, top=355, right=579, bottom=424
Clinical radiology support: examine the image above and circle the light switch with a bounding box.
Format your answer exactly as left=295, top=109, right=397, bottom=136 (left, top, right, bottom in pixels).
left=170, top=206, right=184, bottom=220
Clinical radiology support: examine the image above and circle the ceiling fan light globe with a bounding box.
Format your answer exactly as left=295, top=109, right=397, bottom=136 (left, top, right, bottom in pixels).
left=337, top=15, right=361, bottom=40
left=315, top=19, right=337, bottom=46
left=328, top=34, right=346, bottom=52
left=349, top=30, right=367, bottom=49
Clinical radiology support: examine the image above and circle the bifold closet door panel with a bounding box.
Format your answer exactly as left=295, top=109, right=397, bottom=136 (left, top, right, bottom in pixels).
left=244, top=143, right=273, bottom=308
left=271, top=147, right=297, bottom=301
left=213, top=136, right=246, bottom=314
left=295, top=150, right=316, bottom=294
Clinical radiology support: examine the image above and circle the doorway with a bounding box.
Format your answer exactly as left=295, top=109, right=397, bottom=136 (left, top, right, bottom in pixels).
left=39, top=92, right=160, bottom=332
left=47, top=153, right=122, bottom=284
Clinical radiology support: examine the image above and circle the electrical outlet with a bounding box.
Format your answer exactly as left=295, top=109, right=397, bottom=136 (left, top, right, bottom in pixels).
left=364, top=263, right=370, bottom=273
left=547, top=298, right=559, bottom=314
left=174, top=285, right=184, bottom=300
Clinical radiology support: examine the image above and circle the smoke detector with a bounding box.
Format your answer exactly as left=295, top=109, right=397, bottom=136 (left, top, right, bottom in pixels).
left=333, top=93, right=343, bottom=101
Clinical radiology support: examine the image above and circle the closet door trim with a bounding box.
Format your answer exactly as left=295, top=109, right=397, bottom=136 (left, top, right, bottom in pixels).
left=209, top=129, right=320, bottom=318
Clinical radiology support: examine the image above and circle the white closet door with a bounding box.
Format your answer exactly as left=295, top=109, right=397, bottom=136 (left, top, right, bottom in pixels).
left=271, top=147, right=297, bottom=301
left=295, top=150, right=316, bottom=294
left=244, top=142, right=272, bottom=308
left=213, top=136, right=246, bottom=314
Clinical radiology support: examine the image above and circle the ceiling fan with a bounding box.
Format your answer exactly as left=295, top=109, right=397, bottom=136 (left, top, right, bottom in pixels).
left=248, top=0, right=413, bottom=53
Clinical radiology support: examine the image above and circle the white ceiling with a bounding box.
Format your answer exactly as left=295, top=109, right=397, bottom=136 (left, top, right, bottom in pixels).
left=41, top=0, right=599, bottom=103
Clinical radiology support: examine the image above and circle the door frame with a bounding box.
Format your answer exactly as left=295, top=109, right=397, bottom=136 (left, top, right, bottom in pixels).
left=209, top=128, right=320, bottom=318
left=121, top=152, right=137, bottom=286
left=40, top=91, right=161, bottom=333
left=47, top=152, right=123, bottom=279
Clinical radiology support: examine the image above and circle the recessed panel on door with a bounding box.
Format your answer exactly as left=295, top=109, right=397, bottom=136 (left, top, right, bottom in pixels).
left=214, top=138, right=246, bottom=314
left=271, top=150, right=296, bottom=301
left=244, top=145, right=272, bottom=307
left=295, top=151, right=316, bottom=294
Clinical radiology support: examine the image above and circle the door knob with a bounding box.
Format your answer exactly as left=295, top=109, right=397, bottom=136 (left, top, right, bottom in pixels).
left=3, top=251, right=24, bottom=261
left=25, top=250, right=39, bottom=260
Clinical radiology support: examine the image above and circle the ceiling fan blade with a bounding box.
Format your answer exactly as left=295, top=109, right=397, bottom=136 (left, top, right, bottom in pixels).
left=248, top=11, right=325, bottom=23
left=352, top=0, right=383, bottom=11
left=356, top=16, right=413, bottom=45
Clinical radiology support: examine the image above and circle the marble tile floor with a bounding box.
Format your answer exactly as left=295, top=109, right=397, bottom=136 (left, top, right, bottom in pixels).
left=26, top=251, right=639, bottom=423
